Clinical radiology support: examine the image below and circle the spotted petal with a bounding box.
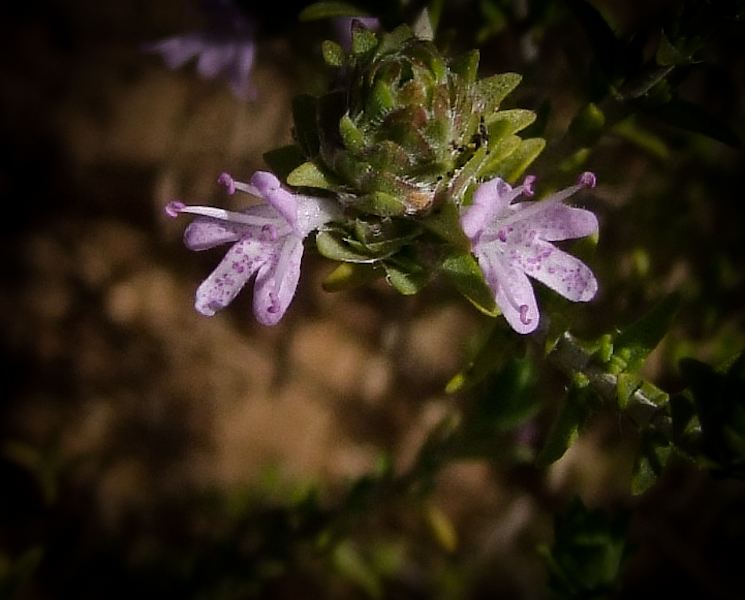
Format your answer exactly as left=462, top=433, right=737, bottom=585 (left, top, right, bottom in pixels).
left=513, top=201, right=598, bottom=242
left=183, top=217, right=251, bottom=251
left=194, top=237, right=269, bottom=316
left=477, top=250, right=540, bottom=334
left=252, top=237, right=304, bottom=326
left=507, top=237, right=598, bottom=302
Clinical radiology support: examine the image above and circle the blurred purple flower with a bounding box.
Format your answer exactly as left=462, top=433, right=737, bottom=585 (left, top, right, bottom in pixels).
left=461, top=172, right=599, bottom=334
left=145, top=0, right=258, bottom=100
left=166, top=171, right=341, bottom=325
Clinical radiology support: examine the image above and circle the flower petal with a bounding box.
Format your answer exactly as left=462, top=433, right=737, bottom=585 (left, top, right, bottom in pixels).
left=477, top=249, right=540, bottom=334
left=194, top=237, right=267, bottom=316
left=252, top=237, right=304, bottom=326
left=461, top=178, right=513, bottom=241
left=183, top=217, right=251, bottom=251
left=514, top=201, right=598, bottom=242
left=250, top=171, right=299, bottom=231
left=509, top=238, right=598, bottom=302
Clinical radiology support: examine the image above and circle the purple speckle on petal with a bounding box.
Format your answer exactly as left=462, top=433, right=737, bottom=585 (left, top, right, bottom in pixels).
left=519, top=305, right=532, bottom=325
left=261, top=223, right=278, bottom=241
left=578, top=171, right=597, bottom=188
left=218, top=172, right=237, bottom=195
left=267, top=291, right=280, bottom=314
left=165, top=200, right=186, bottom=218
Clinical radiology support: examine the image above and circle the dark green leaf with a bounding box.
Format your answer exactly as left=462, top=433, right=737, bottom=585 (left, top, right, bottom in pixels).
left=631, top=432, right=671, bottom=495
left=384, top=262, right=430, bottom=295
left=292, top=94, right=320, bottom=157
left=535, top=381, right=593, bottom=468
left=316, top=230, right=377, bottom=263
left=644, top=99, right=742, bottom=148
left=656, top=31, right=695, bottom=66
left=539, top=496, right=630, bottom=598
left=440, top=251, right=498, bottom=318
left=610, top=293, right=680, bottom=374
left=448, top=50, right=480, bottom=85
left=564, top=0, right=622, bottom=78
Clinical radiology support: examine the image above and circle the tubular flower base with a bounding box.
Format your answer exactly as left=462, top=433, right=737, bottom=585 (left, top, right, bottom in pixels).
left=145, top=0, right=258, bottom=100
left=461, top=172, right=599, bottom=334
left=166, top=171, right=340, bottom=325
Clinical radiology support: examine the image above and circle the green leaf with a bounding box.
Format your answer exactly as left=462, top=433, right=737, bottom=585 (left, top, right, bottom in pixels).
left=485, top=109, right=536, bottom=136
left=421, top=201, right=471, bottom=249
left=631, top=432, right=671, bottom=495
left=655, top=31, right=696, bottom=66
left=332, top=541, right=382, bottom=599
left=679, top=352, right=745, bottom=478
left=299, top=2, right=371, bottom=20
left=474, top=72, right=522, bottom=114
left=644, top=99, right=742, bottom=148
left=491, top=138, right=545, bottom=182
left=384, top=262, right=430, bottom=295
left=354, top=191, right=407, bottom=217
left=292, top=94, right=320, bottom=157
left=440, top=251, right=498, bottom=317
left=540, top=496, right=630, bottom=598
left=478, top=134, right=522, bottom=180
left=610, top=293, right=680, bottom=374
left=322, top=40, right=346, bottom=67
left=287, top=161, right=336, bottom=190
left=322, top=262, right=381, bottom=292
left=446, top=321, right=505, bottom=394
left=448, top=50, right=480, bottom=85
left=535, top=381, right=593, bottom=468
left=339, top=113, right=365, bottom=153
left=351, top=18, right=379, bottom=55
left=316, top=230, right=377, bottom=263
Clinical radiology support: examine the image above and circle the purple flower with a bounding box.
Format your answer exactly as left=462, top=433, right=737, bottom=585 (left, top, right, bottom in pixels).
left=166, top=171, right=341, bottom=325
left=461, top=172, right=599, bottom=334
left=145, top=0, right=258, bottom=100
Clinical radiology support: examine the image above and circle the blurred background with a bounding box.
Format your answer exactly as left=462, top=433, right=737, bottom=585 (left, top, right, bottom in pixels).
left=1, top=1, right=745, bottom=598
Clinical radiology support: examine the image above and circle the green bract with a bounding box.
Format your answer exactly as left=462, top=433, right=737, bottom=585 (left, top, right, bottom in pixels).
left=265, top=21, right=545, bottom=302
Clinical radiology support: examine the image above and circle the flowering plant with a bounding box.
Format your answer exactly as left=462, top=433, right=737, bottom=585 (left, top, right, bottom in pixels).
left=5, top=2, right=743, bottom=600
left=156, top=7, right=745, bottom=594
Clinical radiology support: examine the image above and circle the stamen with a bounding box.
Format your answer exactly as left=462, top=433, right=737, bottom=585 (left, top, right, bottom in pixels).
left=218, top=172, right=260, bottom=197
left=521, top=175, right=536, bottom=197
left=577, top=171, right=597, bottom=188
left=519, top=304, right=533, bottom=325
left=217, top=172, right=236, bottom=195
left=165, top=201, right=186, bottom=218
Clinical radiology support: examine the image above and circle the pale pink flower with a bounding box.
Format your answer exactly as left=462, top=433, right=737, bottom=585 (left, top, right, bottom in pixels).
left=167, top=171, right=340, bottom=325
left=461, top=172, right=599, bottom=334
